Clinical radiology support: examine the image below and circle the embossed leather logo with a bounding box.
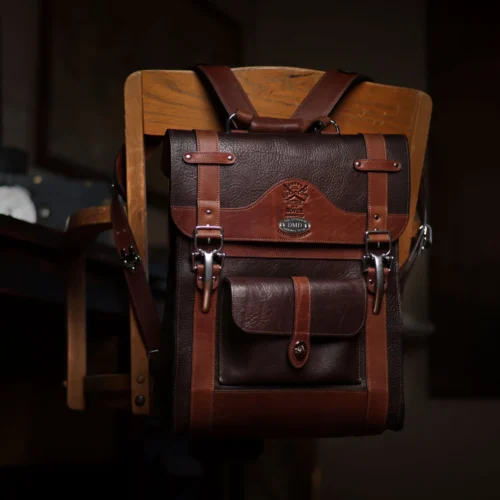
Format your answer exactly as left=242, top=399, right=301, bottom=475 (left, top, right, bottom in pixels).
left=280, top=182, right=311, bottom=234
left=282, top=181, right=308, bottom=217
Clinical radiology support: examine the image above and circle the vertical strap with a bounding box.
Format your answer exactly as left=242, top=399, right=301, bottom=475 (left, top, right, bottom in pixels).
left=195, top=65, right=258, bottom=119
left=362, top=134, right=390, bottom=431
left=289, top=277, right=312, bottom=369
left=292, top=70, right=371, bottom=122
left=190, top=130, right=221, bottom=434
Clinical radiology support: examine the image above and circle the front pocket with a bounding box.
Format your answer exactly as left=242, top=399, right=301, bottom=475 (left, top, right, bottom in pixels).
left=218, top=276, right=366, bottom=386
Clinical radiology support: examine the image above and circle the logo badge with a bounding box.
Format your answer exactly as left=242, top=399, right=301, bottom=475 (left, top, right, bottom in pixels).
left=279, top=218, right=311, bottom=234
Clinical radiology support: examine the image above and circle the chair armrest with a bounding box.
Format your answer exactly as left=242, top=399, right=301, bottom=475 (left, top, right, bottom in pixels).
left=65, top=205, right=112, bottom=250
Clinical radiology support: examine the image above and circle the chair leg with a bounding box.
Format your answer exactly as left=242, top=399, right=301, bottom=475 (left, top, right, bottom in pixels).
left=66, top=254, right=87, bottom=410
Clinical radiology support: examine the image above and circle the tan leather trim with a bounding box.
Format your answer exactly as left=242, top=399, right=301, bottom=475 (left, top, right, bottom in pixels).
left=354, top=159, right=401, bottom=172
left=196, top=130, right=220, bottom=229
left=171, top=180, right=408, bottom=244
left=289, top=277, right=311, bottom=369
left=190, top=130, right=221, bottom=434
left=211, top=390, right=368, bottom=438
left=364, top=134, right=389, bottom=234
left=362, top=134, right=389, bottom=430
left=183, top=151, right=235, bottom=165
left=190, top=290, right=219, bottom=434
left=224, top=243, right=363, bottom=260
left=365, top=295, right=389, bottom=430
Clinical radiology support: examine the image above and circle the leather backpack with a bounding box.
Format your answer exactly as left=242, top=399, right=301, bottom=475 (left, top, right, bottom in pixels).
left=110, top=65, right=431, bottom=438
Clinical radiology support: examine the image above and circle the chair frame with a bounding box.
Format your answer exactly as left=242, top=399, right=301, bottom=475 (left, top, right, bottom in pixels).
left=64, top=66, right=432, bottom=414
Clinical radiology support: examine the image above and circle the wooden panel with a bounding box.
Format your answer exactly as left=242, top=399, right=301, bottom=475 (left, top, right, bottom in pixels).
left=66, top=254, right=86, bottom=410
left=140, top=67, right=432, bottom=264
left=124, top=72, right=150, bottom=414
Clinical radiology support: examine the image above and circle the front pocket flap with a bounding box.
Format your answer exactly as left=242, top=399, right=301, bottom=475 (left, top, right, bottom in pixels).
left=225, top=276, right=366, bottom=337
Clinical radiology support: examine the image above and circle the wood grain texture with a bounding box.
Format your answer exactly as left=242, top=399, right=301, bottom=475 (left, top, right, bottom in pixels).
left=124, top=72, right=150, bottom=414
left=66, top=254, right=86, bottom=410
left=140, top=67, right=432, bottom=264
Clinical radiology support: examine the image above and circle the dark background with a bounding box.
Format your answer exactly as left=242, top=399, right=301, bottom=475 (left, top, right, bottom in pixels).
left=0, top=1, right=499, bottom=499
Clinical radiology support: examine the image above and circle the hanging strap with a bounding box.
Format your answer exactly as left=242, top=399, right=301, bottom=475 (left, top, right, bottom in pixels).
left=195, top=65, right=371, bottom=133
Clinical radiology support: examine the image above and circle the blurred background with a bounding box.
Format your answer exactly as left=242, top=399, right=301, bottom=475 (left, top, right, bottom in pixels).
left=0, top=0, right=499, bottom=499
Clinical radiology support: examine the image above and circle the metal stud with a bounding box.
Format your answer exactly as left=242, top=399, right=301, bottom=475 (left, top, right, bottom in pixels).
left=294, top=341, right=307, bottom=361
left=185, top=154, right=191, bottom=159
left=206, top=209, right=212, bottom=215
left=368, top=278, right=374, bottom=284
left=393, top=162, right=398, bottom=168
left=135, top=395, right=146, bottom=407
left=354, top=161, right=361, bottom=167
left=374, top=214, right=379, bottom=220
left=136, top=375, right=145, bottom=384
left=228, top=155, right=233, bottom=160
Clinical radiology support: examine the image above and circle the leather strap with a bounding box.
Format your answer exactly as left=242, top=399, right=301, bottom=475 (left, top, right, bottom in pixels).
left=190, top=130, right=221, bottom=433
left=195, top=65, right=370, bottom=133
left=195, top=65, right=258, bottom=120
left=289, top=277, right=311, bottom=369
left=362, top=134, right=389, bottom=430
left=110, top=139, right=162, bottom=370
left=292, top=70, right=371, bottom=122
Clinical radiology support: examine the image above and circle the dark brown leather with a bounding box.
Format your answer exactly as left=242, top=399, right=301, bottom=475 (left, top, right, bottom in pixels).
left=183, top=151, right=235, bottom=165
left=227, top=277, right=365, bottom=336
left=167, top=130, right=410, bottom=215
left=217, top=268, right=366, bottom=387
left=354, top=159, right=401, bottom=172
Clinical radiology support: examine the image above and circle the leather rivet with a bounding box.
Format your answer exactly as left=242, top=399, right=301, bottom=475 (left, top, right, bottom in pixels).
left=393, top=162, right=399, bottom=168
left=185, top=154, right=191, bottom=159
left=135, top=395, right=146, bottom=407
left=206, top=209, right=211, bottom=215
left=354, top=161, right=361, bottom=167
left=136, top=375, right=145, bottom=384
left=374, top=214, right=379, bottom=220
left=368, top=278, right=374, bottom=284
left=294, top=341, right=307, bottom=361
left=227, top=155, right=233, bottom=160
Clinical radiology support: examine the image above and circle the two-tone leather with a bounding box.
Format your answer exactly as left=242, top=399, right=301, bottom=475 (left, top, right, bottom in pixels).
left=162, top=128, right=408, bottom=437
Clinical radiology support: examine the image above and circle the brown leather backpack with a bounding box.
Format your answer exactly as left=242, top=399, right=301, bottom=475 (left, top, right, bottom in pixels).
left=110, top=65, right=431, bottom=438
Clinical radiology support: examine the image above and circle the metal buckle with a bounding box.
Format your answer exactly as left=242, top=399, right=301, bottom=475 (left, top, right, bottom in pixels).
left=313, top=118, right=341, bottom=134
left=121, top=245, right=141, bottom=272
left=362, top=231, right=393, bottom=315
left=419, top=223, right=433, bottom=250
left=192, top=225, right=226, bottom=313
left=226, top=113, right=237, bottom=133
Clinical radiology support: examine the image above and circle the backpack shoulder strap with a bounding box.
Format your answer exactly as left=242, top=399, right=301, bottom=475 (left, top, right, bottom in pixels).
left=195, top=65, right=259, bottom=121
left=291, top=70, right=372, bottom=121
left=195, top=65, right=371, bottom=126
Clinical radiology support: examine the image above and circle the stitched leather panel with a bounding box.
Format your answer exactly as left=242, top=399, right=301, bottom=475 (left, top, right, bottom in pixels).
left=226, top=276, right=366, bottom=336
left=167, top=232, right=403, bottom=434
left=167, top=130, right=410, bottom=215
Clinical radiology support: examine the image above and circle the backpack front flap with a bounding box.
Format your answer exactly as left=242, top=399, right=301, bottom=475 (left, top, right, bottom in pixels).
left=163, top=128, right=410, bottom=438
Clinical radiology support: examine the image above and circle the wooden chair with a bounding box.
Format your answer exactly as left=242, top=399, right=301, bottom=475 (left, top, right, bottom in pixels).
left=64, top=66, right=432, bottom=415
